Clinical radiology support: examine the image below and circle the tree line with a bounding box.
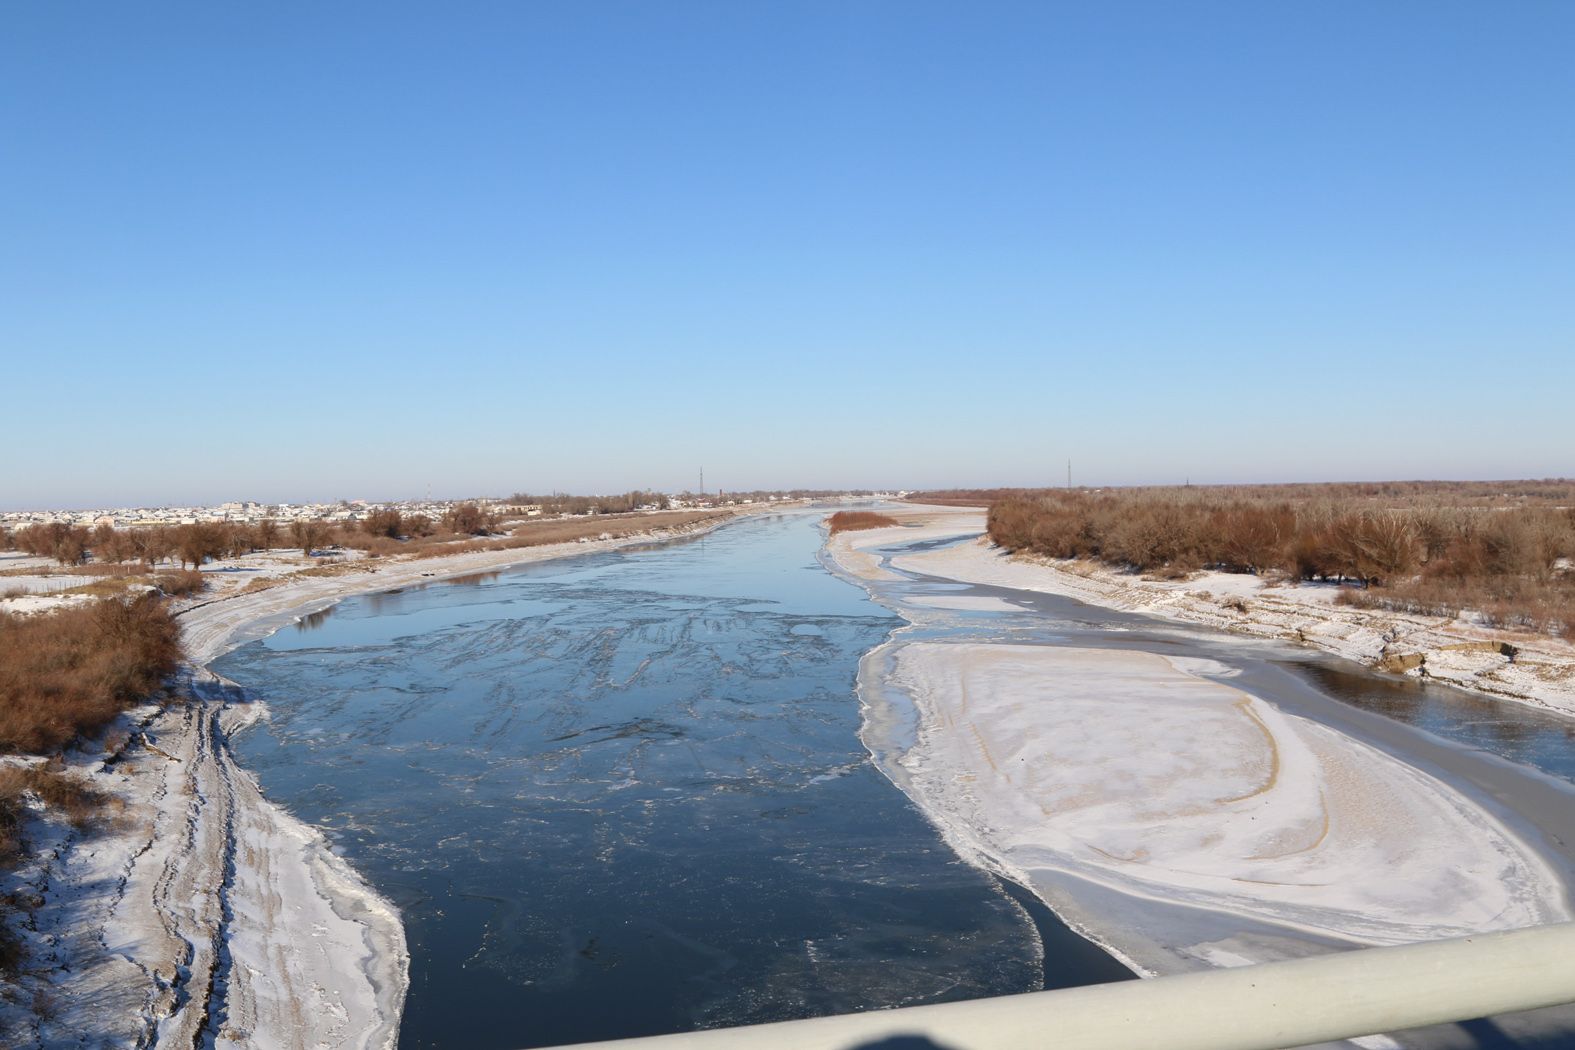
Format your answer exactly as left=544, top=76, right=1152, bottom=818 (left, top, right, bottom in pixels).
left=2, top=502, right=504, bottom=572
left=505, top=491, right=671, bottom=516
left=987, top=488, right=1575, bottom=638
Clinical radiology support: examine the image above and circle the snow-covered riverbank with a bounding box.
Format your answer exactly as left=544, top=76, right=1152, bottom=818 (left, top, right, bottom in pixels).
left=822, top=505, right=1575, bottom=994
left=881, top=509, right=1575, bottom=719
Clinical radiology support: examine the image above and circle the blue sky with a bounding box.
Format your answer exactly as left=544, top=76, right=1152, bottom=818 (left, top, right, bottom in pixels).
left=3, top=2, right=1571, bottom=508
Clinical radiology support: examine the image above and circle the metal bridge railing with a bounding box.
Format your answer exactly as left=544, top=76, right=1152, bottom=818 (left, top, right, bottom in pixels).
left=543, top=921, right=1575, bottom=1050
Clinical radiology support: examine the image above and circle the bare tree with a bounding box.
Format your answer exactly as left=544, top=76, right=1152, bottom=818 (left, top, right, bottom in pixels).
left=174, top=524, right=226, bottom=570
left=289, top=519, right=330, bottom=558
left=362, top=508, right=404, bottom=539
left=131, top=527, right=174, bottom=571
left=442, top=503, right=492, bottom=536
left=254, top=519, right=280, bottom=551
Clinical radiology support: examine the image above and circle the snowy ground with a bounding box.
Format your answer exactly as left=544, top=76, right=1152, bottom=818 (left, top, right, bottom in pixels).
left=886, top=642, right=1567, bottom=969
left=823, top=504, right=1575, bottom=994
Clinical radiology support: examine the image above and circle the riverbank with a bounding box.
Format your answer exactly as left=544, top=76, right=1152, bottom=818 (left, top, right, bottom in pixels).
left=822, top=506, right=1575, bottom=1005
left=1, top=510, right=749, bottom=1048
left=870, top=506, right=1575, bottom=719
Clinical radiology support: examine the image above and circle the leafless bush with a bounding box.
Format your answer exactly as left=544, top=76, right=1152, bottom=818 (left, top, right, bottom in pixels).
left=0, top=596, right=183, bottom=753
left=442, top=503, right=494, bottom=536
left=289, top=519, right=331, bottom=558
left=361, top=508, right=404, bottom=539
left=253, top=519, right=280, bottom=550
left=154, top=569, right=206, bottom=597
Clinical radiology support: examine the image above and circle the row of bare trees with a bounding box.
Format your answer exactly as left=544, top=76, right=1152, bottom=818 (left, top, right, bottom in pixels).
left=505, top=491, right=669, bottom=516
left=987, top=490, right=1575, bottom=636
left=3, top=518, right=333, bottom=569
left=1, top=503, right=508, bottom=573
left=990, top=492, right=1575, bottom=584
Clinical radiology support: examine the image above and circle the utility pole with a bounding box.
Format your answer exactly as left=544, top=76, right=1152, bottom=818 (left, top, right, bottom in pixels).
left=1067, top=459, right=1072, bottom=490
left=700, top=467, right=704, bottom=496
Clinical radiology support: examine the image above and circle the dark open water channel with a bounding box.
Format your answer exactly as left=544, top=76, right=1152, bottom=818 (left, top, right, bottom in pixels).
left=215, top=512, right=1127, bottom=1049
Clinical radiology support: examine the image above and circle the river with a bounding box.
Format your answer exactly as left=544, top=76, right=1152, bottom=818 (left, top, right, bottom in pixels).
left=215, top=509, right=1575, bottom=1048
left=215, top=511, right=1124, bottom=1049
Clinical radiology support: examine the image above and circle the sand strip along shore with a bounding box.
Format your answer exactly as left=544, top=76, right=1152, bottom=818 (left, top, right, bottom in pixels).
left=822, top=509, right=1573, bottom=987
left=3, top=512, right=746, bottom=1048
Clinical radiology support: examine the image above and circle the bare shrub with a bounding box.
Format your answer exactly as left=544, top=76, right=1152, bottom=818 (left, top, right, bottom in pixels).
left=0, top=766, right=110, bottom=831
left=0, top=766, right=116, bottom=977
left=253, top=519, right=280, bottom=551
left=0, top=596, right=182, bottom=753
left=154, top=569, right=206, bottom=597
left=442, top=503, right=494, bottom=536
left=361, top=508, right=404, bottom=539
left=1212, top=505, right=1295, bottom=574
left=289, top=519, right=331, bottom=558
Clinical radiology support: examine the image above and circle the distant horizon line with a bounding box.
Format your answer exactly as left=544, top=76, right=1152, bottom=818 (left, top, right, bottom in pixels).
left=4, top=475, right=1572, bottom=516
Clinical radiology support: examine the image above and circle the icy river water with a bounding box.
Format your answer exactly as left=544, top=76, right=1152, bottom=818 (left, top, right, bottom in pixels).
left=214, top=509, right=1575, bottom=1049
left=217, top=511, right=1125, bottom=1048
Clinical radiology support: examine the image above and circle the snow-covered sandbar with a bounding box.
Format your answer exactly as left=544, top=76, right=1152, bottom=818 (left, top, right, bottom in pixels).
left=875, top=641, right=1569, bottom=974
left=823, top=507, right=1575, bottom=985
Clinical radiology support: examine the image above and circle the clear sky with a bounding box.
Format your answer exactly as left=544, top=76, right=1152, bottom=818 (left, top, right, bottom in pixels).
left=3, top=2, right=1572, bottom=509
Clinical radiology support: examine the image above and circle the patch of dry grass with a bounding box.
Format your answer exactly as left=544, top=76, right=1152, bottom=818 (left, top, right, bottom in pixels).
left=411, top=509, right=732, bottom=559
left=825, top=511, right=901, bottom=535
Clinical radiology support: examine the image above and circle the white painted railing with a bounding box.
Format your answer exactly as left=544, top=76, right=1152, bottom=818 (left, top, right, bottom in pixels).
left=544, top=922, right=1575, bottom=1050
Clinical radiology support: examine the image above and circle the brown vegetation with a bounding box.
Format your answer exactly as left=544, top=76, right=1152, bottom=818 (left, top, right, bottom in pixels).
left=412, top=509, right=731, bottom=559
left=0, top=592, right=178, bottom=972
left=0, top=596, right=183, bottom=753
left=441, top=502, right=495, bottom=536
left=289, top=519, right=330, bottom=558
left=360, top=508, right=404, bottom=539
left=985, top=483, right=1575, bottom=639
left=504, top=491, right=671, bottom=516
left=154, top=569, right=207, bottom=598
left=903, top=489, right=1035, bottom=507
left=825, top=511, right=903, bottom=535
left=12, top=520, right=297, bottom=575
left=11, top=523, right=91, bottom=566
left=0, top=766, right=110, bottom=853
